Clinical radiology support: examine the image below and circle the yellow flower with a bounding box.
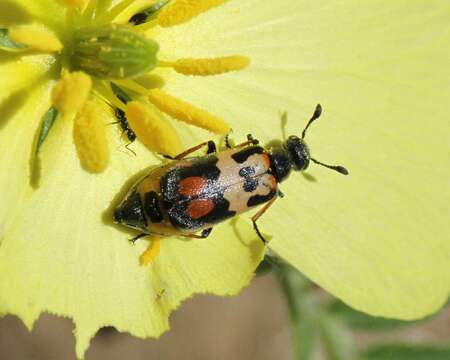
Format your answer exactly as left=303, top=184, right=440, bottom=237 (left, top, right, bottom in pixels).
left=0, top=0, right=449, bottom=359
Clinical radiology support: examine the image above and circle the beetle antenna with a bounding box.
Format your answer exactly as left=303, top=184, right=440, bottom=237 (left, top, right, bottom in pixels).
left=302, top=104, right=322, bottom=139
left=310, top=158, right=349, bottom=175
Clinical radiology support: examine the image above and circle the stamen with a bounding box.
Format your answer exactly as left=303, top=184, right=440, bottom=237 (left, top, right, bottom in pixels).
left=52, top=71, right=92, bottom=115
left=73, top=101, right=110, bottom=173
left=125, top=101, right=183, bottom=157
left=58, top=0, right=90, bottom=10
left=161, top=56, right=251, bottom=76
left=139, top=237, right=161, bottom=266
left=9, top=24, right=63, bottom=53
left=148, top=89, right=230, bottom=134
left=158, top=0, right=228, bottom=27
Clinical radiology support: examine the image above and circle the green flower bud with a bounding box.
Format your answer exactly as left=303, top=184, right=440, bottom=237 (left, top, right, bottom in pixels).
left=71, top=24, right=159, bottom=79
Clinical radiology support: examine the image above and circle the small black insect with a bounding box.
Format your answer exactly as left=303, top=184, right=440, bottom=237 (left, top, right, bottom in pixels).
left=110, top=83, right=137, bottom=144
left=115, top=108, right=136, bottom=142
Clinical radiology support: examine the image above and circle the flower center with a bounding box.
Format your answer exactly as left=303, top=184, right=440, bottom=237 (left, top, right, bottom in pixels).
left=2, top=0, right=251, bottom=180
left=71, top=24, right=159, bottom=79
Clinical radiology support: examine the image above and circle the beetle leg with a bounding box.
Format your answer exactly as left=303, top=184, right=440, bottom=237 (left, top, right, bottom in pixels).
left=235, top=134, right=260, bottom=148
left=163, top=140, right=217, bottom=160
left=177, top=228, right=213, bottom=239
left=129, top=233, right=148, bottom=244
left=225, top=133, right=233, bottom=149
left=251, top=196, right=277, bottom=244
left=124, top=142, right=137, bottom=156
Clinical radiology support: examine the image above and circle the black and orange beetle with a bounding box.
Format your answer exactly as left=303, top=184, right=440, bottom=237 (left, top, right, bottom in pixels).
left=114, top=104, right=348, bottom=243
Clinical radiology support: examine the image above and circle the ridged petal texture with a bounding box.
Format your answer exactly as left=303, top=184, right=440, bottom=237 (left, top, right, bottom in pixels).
left=153, top=0, right=450, bottom=317
left=0, top=1, right=449, bottom=359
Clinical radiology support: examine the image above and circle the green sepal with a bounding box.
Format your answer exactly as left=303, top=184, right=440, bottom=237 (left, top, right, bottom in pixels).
left=36, top=107, right=58, bottom=155
left=111, top=82, right=132, bottom=104
left=72, top=24, right=159, bottom=79
left=0, top=28, right=27, bottom=51
left=30, top=107, right=58, bottom=188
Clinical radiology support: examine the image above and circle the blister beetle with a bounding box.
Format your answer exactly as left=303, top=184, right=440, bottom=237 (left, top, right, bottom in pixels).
left=114, top=104, right=348, bottom=244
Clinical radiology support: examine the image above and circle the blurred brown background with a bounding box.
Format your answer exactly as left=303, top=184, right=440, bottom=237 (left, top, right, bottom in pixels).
left=1, top=273, right=449, bottom=360
left=0, top=275, right=292, bottom=360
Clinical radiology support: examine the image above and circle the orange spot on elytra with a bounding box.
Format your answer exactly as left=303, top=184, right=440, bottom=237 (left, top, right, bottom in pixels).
left=179, top=176, right=206, bottom=197
left=261, top=153, right=271, bottom=169
left=187, top=199, right=215, bottom=219
left=269, top=174, right=277, bottom=187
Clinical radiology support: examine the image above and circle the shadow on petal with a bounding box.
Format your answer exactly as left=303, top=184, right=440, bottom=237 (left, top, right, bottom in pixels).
left=0, top=73, right=49, bottom=130
left=0, top=1, right=32, bottom=26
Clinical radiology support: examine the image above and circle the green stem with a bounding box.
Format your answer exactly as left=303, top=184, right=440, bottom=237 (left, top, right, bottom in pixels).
left=275, top=264, right=316, bottom=360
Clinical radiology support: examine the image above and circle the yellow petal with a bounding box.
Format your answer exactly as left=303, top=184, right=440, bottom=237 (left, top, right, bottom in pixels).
left=154, top=0, right=450, bottom=319
left=2, top=1, right=450, bottom=359
left=0, top=1, right=63, bottom=29
left=1, top=1, right=261, bottom=359
left=0, top=96, right=264, bottom=353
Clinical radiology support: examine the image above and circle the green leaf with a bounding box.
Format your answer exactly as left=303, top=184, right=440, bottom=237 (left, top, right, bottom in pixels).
left=0, top=28, right=26, bottom=51
left=327, top=300, right=426, bottom=331
left=276, top=266, right=317, bottom=360
left=361, top=344, right=450, bottom=360
left=318, top=314, right=357, bottom=360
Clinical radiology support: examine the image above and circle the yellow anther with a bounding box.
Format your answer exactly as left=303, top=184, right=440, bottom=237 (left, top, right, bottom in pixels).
left=73, top=101, right=110, bottom=173
left=166, top=56, right=251, bottom=76
left=125, top=101, right=183, bottom=157
left=139, top=237, right=161, bottom=266
left=58, top=0, right=90, bottom=10
left=52, top=72, right=92, bottom=115
left=158, top=0, right=228, bottom=27
left=148, top=89, right=230, bottom=134
left=9, top=24, right=63, bottom=53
